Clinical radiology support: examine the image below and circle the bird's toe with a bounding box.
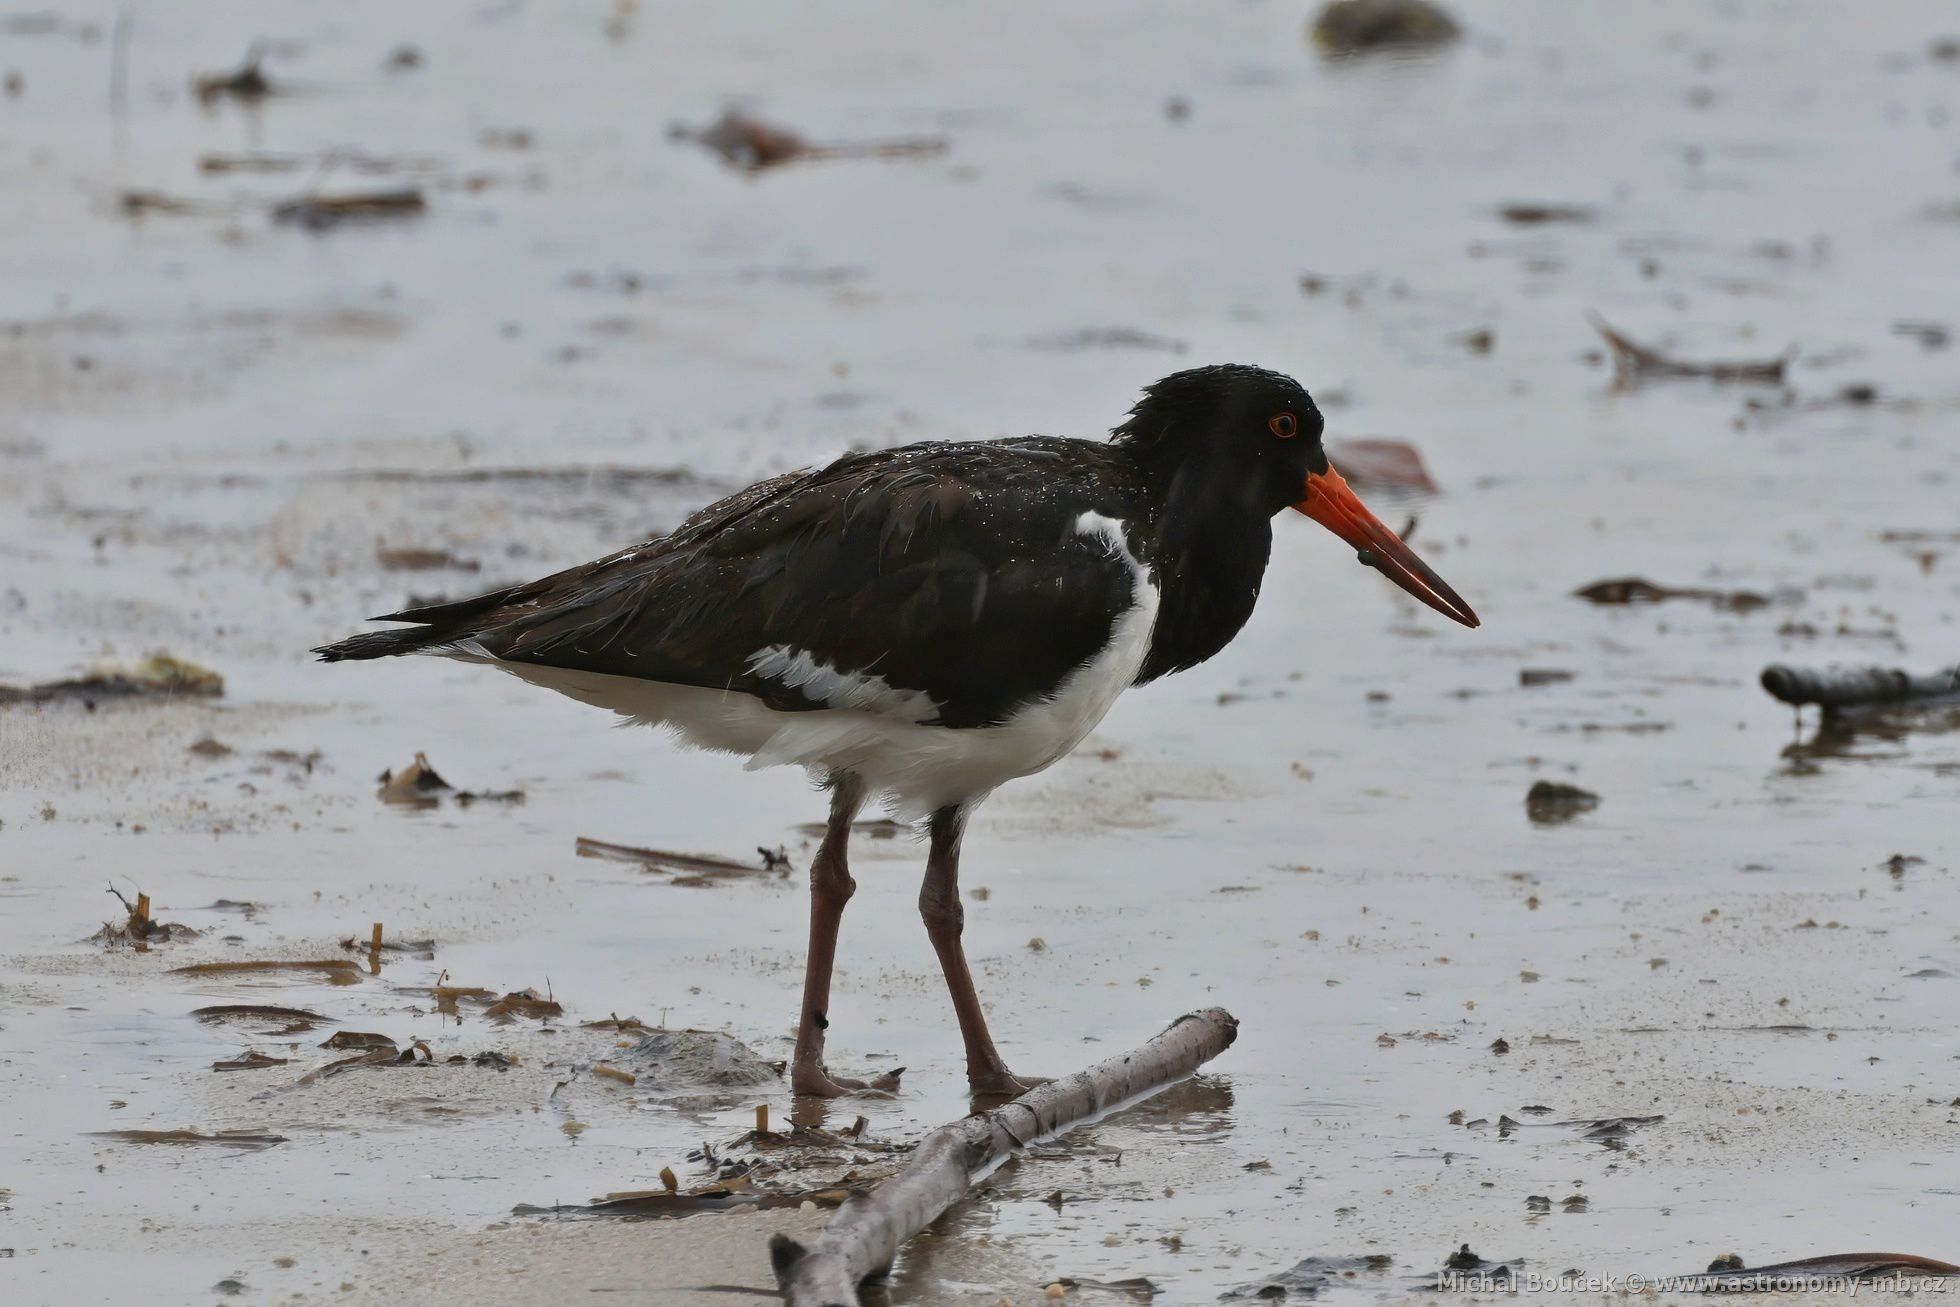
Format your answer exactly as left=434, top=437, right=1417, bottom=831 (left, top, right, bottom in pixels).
left=968, top=1069, right=1047, bottom=1099
left=790, top=1062, right=903, bottom=1099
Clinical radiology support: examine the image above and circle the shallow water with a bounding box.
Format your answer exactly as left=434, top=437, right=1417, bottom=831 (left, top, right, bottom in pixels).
left=2, top=1, right=1957, bottom=1302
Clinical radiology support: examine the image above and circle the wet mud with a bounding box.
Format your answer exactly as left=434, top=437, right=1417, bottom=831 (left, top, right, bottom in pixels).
left=3, top=1, right=1958, bottom=1303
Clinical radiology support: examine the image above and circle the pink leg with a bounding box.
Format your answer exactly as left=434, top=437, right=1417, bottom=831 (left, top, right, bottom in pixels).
left=790, top=775, right=901, bottom=1098
left=920, top=805, right=1029, bottom=1096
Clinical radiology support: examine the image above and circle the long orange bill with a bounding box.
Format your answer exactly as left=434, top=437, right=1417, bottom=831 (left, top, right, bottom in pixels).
left=1294, top=463, right=1480, bottom=628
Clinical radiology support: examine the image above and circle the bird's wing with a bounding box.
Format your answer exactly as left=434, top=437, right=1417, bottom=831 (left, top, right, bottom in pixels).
left=460, top=440, right=1153, bottom=728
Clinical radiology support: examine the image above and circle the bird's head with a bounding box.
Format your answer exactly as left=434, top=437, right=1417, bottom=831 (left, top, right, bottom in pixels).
left=1113, top=364, right=1479, bottom=628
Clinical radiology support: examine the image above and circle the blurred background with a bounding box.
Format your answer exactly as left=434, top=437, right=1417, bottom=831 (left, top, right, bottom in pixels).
left=2, top=1, right=1956, bottom=1302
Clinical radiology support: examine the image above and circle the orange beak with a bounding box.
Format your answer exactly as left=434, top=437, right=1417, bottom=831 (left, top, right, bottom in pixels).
left=1295, top=463, right=1480, bottom=628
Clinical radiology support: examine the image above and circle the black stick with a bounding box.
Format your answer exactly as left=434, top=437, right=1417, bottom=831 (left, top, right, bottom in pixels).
left=1760, top=663, right=1960, bottom=709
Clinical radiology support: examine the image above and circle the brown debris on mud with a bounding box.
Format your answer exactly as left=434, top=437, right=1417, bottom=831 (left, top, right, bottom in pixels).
left=1591, top=314, right=1792, bottom=385
left=172, top=958, right=365, bottom=982
left=200, top=149, right=440, bottom=176
left=272, top=189, right=426, bottom=232
left=193, top=46, right=273, bottom=107
left=88, top=1128, right=287, bottom=1151
left=576, top=836, right=788, bottom=884
left=118, top=190, right=214, bottom=219
left=670, top=109, right=948, bottom=173
left=0, top=653, right=224, bottom=707
left=484, top=988, right=564, bottom=1022
left=1574, top=576, right=1780, bottom=612
left=1498, top=202, right=1594, bottom=226
left=546, top=1112, right=906, bottom=1224
left=514, top=1177, right=854, bottom=1221
left=211, top=1051, right=288, bottom=1072
left=377, top=752, right=523, bottom=808
left=339, top=928, right=435, bottom=960
left=400, top=983, right=497, bottom=1015
left=94, top=886, right=197, bottom=947
left=391, top=981, right=563, bottom=1022
left=291, top=1040, right=436, bottom=1086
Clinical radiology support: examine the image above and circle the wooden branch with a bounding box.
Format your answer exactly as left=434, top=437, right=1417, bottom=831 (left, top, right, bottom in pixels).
left=770, top=1007, right=1240, bottom=1307
left=1761, top=662, right=1960, bottom=709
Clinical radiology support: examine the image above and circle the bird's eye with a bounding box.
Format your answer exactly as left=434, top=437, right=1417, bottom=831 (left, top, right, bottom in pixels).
left=1268, top=412, right=1298, bottom=439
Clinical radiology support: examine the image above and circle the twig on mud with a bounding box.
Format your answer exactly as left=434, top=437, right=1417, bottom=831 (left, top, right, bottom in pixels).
left=670, top=109, right=947, bottom=173
left=771, top=1007, right=1239, bottom=1307
left=1590, top=313, right=1792, bottom=385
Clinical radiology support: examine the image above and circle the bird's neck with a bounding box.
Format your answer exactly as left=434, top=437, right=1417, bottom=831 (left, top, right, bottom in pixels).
left=1135, top=472, right=1273, bottom=684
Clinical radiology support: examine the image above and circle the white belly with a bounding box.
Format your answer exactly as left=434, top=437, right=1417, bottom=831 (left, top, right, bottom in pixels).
left=444, top=512, right=1159, bottom=819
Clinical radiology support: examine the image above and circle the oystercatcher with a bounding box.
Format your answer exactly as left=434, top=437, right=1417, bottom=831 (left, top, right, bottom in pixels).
left=317, top=365, right=1478, bottom=1096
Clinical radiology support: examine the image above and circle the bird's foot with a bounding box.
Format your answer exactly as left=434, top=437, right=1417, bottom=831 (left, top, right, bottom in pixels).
left=968, top=1069, right=1049, bottom=1099
left=790, top=1061, right=903, bottom=1099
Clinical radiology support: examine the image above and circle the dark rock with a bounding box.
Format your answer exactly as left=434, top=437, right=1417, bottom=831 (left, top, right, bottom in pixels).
left=1310, top=0, right=1460, bottom=55
left=1526, top=781, right=1599, bottom=825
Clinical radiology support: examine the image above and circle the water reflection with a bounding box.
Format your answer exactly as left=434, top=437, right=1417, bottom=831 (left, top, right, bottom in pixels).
left=1109, top=1073, right=1236, bottom=1138
left=1777, top=701, right=1960, bottom=772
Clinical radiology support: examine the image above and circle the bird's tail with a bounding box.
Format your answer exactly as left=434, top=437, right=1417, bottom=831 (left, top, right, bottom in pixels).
left=312, top=585, right=523, bottom=663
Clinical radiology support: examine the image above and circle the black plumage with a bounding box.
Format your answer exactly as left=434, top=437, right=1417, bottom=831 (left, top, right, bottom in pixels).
left=317, top=365, right=1327, bottom=729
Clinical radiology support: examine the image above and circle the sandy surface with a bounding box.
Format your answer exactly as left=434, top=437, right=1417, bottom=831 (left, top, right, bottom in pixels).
left=3, top=1, right=1958, bottom=1304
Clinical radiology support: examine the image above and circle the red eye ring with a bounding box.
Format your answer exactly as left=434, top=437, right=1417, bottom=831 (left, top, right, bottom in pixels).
left=1269, top=412, right=1298, bottom=439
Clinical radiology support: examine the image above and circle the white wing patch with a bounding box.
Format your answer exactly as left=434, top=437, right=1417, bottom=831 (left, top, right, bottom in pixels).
left=1073, top=510, right=1131, bottom=562
left=746, top=644, right=942, bottom=722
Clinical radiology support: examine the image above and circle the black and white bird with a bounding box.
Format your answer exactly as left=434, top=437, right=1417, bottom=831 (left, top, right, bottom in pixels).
left=316, top=365, right=1478, bottom=1096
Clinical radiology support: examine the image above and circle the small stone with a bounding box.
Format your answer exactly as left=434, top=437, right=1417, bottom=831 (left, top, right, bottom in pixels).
left=1525, top=780, right=1599, bottom=825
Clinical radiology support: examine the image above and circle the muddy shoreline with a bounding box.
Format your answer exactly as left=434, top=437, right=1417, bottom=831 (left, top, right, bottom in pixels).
left=4, top=1, right=1958, bottom=1302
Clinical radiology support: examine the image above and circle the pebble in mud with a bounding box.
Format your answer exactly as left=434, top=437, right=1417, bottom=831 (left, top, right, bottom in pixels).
left=1524, top=780, right=1599, bottom=825
left=1309, top=0, right=1460, bottom=55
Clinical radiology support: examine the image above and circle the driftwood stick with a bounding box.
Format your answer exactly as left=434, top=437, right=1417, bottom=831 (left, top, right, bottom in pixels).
left=771, top=1006, right=1239, bottom=1307
left=1761, top=663, right=1960, bottom=709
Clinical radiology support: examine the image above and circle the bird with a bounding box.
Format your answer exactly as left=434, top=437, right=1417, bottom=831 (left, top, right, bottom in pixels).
left=315, top=364, right=1478, bottom=1097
